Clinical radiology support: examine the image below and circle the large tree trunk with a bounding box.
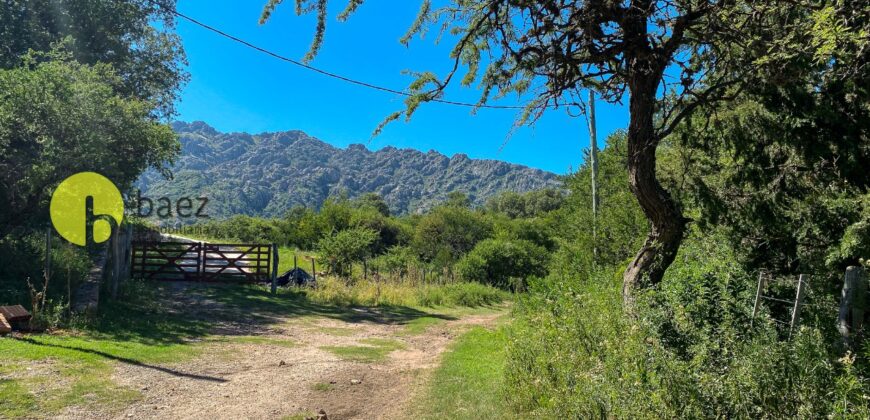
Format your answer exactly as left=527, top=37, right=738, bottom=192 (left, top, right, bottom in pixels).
left=622, top=75, right=687, bottom=308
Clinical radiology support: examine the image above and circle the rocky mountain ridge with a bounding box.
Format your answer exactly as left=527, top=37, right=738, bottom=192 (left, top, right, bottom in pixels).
left=136, top=121, right=562, bottom=218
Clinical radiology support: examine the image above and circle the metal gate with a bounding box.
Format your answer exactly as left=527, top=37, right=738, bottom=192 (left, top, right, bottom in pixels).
left=131, top=241, right=273, bottom=282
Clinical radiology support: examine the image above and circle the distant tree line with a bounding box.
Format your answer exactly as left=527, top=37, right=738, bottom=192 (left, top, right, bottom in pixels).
left=186, top=188, right=567, bottom=289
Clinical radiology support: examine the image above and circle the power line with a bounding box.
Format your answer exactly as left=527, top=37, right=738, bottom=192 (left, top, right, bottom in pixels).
left=156, top=3, right=529, bottom=110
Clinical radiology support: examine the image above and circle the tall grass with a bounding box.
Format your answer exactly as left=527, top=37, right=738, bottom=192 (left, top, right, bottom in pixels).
left=305, top=277, right=508, bottom=307
left=505, top=234, right=870, bottom=418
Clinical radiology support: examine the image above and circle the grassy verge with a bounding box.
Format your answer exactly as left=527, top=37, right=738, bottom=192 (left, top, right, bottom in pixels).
left=306, top=277, right=509, bottom=307
left=0, top=286, right=206, bottom=417
left=412, top=326, right=515, bottom=420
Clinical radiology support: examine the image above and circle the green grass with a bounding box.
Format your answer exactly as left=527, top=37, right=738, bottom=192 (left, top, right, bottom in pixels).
left=412, top=326, right=514, bottom=420
left=306, top=276, right=509, bottom=308
left=322, top=338, right=405, bottom=363
left=311, top=382, right=334, bottom=391
left=276, top=247, right=321, bottom=274
left=0, top=337, right=147, bottom=418
left=401, top=316, right=446, bottom=335
left=0, top=379, right=37, bottom=418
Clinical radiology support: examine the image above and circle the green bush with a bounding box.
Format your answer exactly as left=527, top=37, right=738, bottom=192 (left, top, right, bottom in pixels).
left=317, top=227, right=379, bottom=277
left=0, top=231, right=92, bottom=310
left=506, top=234, right=870, bottom=418
left=456, top=238, right=548, bottom=290
left=372, top=246, right=419, bottom=279
left=412, top=206, right=493, bottom=265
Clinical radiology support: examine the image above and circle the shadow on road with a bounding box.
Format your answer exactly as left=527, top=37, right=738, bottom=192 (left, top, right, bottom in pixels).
left=82, top=281, right=457, bottom=347
left=12, top=336, right=228, bottom=383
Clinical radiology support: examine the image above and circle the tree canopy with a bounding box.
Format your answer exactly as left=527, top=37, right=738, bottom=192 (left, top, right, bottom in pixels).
left=1, top=0, right=187, bottom=117
left=668, top=2, right=870, bottom=277
left=0, top=0, right=188, bottom=235
left=0, top=55, right=179, bottom=235
left=260, top=0, right=827, bottom=305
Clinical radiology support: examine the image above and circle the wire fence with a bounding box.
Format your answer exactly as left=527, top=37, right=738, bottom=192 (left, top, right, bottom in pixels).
left=752, top=268, right=863, bottom=343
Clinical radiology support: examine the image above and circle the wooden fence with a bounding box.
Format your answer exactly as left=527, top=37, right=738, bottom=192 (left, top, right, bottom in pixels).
left=131, top=240, right=274, bottom=283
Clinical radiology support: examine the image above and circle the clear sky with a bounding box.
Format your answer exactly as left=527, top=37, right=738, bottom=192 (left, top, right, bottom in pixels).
left=172, top=1, right=630, bottom=174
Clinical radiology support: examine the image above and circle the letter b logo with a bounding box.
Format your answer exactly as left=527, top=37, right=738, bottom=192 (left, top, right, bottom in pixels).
left=49, top=172, right=124, bottom=246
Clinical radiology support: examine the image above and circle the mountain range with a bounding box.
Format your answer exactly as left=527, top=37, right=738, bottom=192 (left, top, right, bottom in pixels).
left=136, top=121, right=562, bottom=219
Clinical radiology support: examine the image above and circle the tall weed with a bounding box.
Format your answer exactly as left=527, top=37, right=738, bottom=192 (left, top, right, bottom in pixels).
left=305, top=277, right=507, bottom=307
left=506, top=233, right=870, bottom=417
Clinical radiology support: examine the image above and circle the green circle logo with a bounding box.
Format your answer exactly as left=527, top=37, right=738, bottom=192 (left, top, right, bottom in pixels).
left=49, top=172, right=124, bottom=246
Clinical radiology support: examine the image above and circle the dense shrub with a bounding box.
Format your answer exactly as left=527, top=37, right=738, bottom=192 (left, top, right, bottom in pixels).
left=506, top=234, right=870, bottom=418
left=317, top=227, right=378, bottom=277
left=372, top=246, right=420, bottom=279
left=456, top=239, right=548, bottom=290
left=0, top=230, right=92, bottom=310
left=486, top=188, right=565, bottom=218
left=412, top=206, right=493, bottom=265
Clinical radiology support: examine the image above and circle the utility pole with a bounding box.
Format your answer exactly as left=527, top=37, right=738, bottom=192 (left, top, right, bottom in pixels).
left=588, top=90, right=599, bottom=261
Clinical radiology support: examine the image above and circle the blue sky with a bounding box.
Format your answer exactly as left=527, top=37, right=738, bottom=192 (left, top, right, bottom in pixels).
left=172, top=1, right=629, bottom=174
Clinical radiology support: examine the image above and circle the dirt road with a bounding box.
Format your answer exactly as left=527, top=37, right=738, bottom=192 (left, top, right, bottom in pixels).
left=74, top=288, right=504, bottom=420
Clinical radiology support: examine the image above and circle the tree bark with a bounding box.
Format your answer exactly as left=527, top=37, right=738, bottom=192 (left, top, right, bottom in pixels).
left=622, top=74, right=687, bottom=308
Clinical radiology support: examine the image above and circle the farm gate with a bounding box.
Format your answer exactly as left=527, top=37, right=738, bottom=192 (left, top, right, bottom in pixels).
left=131, top=241, right=274, bottom=282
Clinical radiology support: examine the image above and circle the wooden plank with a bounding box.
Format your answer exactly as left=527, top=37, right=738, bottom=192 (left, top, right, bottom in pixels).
left=0, top=313, right=11, bottom=334
left=271, top=244, right=278, bottom=294
left=0, top=305, right=31, bottom=322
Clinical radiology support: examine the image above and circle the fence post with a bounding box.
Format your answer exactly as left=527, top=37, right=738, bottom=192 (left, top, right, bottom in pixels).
left=44, top=226, right=52, bottom=286
left=790, top=274, right=808, bottom=337
left=751, top=272, right=766, bottom=326
left=198, top=242, right=205, bottom=281
left=121, top=224, right=132, bottom=282
left=838, top=266, right=867, bottom=349
left=271, top=244, right=278, bottom=294
left=110, top=226, right=120, bottom=299
left=311, top=258, right=316, bottom=284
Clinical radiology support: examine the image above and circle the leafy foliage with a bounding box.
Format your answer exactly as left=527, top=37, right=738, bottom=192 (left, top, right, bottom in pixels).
left=412, top=206, right=493, bottom=265
left=317, top=227, right=378, bottom=277
left=485, top=189, right=565, bottom=219
left=456, top=239, right=548, bottom=290
left=667, top=1, right=869, bottom=277
left=0, top=55, right=179, bottom=234
left=0, top=0, right=187, bottom=117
